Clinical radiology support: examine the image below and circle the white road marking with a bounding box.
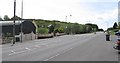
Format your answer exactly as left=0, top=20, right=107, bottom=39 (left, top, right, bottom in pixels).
left=44, top=47, right=73, bottom=61
left=55, top=54, right=60, bottom=56
left=9, top=47, right=31, bottom=56
left=25, top=48, right=31, bottom=50
left=43, top=56, right=55, bottom=61
left=11, top=50, right=15, bottom=53
left=43, top=59, right=49, bottom=61
left=9, top=51, right=25, bottom=56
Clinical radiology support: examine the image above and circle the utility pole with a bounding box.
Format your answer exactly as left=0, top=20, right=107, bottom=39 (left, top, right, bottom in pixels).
left=21, top=0, right=23, bottom=43
left=12, top=0, right=16, bottom=46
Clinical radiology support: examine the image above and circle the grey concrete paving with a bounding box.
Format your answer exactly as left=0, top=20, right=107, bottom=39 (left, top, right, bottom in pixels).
left=2, top=32, right=118, bottom=61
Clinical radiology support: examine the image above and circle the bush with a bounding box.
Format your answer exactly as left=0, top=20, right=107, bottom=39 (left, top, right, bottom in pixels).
left=58, top=28, right=64, bottom=33
left=5, top=33, right=12, bottom=37
left=72, top=23, right=81, bottom=34
left=65, top=24, right=72, bottom=34
left=37, top=28, right=49, bottom=34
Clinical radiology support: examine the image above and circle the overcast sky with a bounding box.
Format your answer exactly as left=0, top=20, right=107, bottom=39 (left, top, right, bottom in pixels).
left=0, top=0, right=119, bottom=30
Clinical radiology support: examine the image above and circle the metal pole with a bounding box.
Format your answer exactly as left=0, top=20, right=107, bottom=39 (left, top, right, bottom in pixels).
left=69, top=15, right=72, bottom=34
left=21, top=0, right=23, bottom=43
left=65, top=16, right=67, bottom=22
left=53, top=21, right=55, bottom=36
left=12, top=0, right=16, bottom=46
left=118, top=2, right=120, bottom=28
left=66, top=15, right=72, bottom=34
left=106, top=21, right=109, bottom=34
left=65, top=16, right=67, bottom=34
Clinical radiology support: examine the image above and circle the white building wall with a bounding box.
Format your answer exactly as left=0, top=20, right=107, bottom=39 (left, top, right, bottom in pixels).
left=19, top=32, right=36, bottom=42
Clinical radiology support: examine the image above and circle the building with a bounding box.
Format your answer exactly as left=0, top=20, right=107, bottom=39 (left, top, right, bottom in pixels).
left=0, top=20, right=37, bottom=44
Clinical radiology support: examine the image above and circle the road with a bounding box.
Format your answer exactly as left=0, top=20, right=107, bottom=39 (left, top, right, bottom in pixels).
left=2, top=32, right=119, bottom=61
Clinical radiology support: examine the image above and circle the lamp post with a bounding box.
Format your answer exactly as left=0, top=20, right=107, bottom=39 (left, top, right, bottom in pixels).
left=12, top=0, right=16, bottom=46
left=65, top=15, right=72, bottom=22
left=21, top=0, right=23, bottom=43
left=69, top=15, right=72, bottom=34
left=65, top=15, right=72, bottom=34
left=65, top=16, right=67, bottom=22
left=106, top=21, right=109, bottom=34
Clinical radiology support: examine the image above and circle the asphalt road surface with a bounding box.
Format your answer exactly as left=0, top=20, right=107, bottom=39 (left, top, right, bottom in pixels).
left=2, top=32, right=119, bottom=61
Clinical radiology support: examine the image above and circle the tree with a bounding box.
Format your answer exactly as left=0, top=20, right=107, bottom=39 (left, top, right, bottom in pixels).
left=98, top=29, right=104, bottom=31
left=48, top=25, right=54, bottom=33
left=113, top=22, right=118, bottom=29
left=107, top=27, right=114, bottom=31
left=4, top=15, right=10, bottom=20
left=65, top=23, right=72, bottom=34
left=72, top=23, right=81, bottom=34
left=0, top=17, right=3, bottom=21
left=85, top=25, right=92, bottom=33
left=11, top=15, right=22, bottom=20
left=85, top=23, right=98, bottom=31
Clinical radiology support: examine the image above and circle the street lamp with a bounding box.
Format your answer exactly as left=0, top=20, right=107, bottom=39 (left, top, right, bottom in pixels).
left=21, top=0, right=23, bottom=43
left=12, top=0, right=16, bottom=46
left=65, top=15, right=72, bottom=22
left=65, top=15, right=72, bottom=34
left=106, top=21, right=109, bottom=34
left=65, top=16, right=67, bottom=22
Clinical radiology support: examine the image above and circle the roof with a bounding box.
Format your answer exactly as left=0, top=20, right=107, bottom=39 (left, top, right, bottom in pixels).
left=1, top=20, right=36, bottom=35
left=0, top=20, right=24, bottom=26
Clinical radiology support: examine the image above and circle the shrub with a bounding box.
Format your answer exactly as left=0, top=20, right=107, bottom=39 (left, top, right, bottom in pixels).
left=37, top=28, right=49, bottom=34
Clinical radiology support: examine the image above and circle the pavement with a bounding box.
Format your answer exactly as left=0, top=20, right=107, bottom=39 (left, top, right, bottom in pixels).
left=1, top=32, right=119, bottom=62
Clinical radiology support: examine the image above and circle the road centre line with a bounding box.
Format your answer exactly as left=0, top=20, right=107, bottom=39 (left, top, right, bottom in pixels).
left=10, top=50, right=15, bottom=53
left=43, top=47, right=74, bottom=61
left=25, top=47, right=31, bottom=50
